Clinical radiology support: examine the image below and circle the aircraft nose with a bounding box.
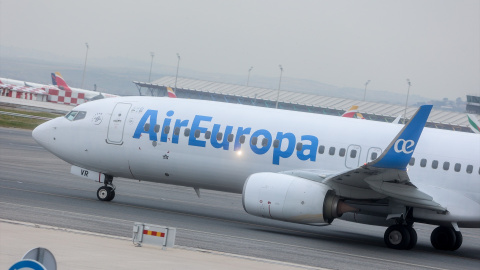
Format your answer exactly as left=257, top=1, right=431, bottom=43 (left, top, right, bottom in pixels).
left=32, top=120, right=55, bottom=148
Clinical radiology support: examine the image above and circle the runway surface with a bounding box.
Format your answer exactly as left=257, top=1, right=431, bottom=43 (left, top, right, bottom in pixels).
left=1, top=127, right=479, bottom=270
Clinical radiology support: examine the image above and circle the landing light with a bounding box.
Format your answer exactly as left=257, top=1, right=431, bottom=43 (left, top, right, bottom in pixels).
left=237, top=151, right=242, bottom=156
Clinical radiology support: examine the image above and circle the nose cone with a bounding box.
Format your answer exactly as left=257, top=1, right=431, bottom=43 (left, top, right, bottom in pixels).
left=32, top=120, right=54, bottom=148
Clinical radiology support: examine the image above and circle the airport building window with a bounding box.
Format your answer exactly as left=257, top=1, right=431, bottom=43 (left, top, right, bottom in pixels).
left=144, top=123, right=150, bottom=132
left=251, top=137, right=258, bottom=145
left=371, top=152, right=378, bottom=160
left=454, top=163, right=461, bottom=172
left=350, top=150, right=357, bottom=158
left=164, top=126, right=170, bottom=134
left=216, top=132, right=223, bottom=141
left=174, top=127, right=180, bottom=136
left=273, top=139, right=279, bottom=148
left=239, top=135, right=246, bottom=144
left=296, top=143, right=303, bottom=151
left=339, top=148, right=346, bottom=157
left=466, top=165, right=473, bottom=174
left=432, top=160, right=438, bottom=169
left=409, top=157, right=415, bottom=166
left=194, top=129, right=201, bottom=138
left=154, top=124, right=160, bottom=133
left=318, top=145, right=325, bottom=154
left=184, top=128, right=190, bottom=137
left=420, top=159, right=427, bottom=168
left=329, top=147, right=335, bottom=156
left=228, top=134, right=234, bottom=143
left=443, top=162, right=450, bottom=171
left=205, top=131, right=211, bottom=139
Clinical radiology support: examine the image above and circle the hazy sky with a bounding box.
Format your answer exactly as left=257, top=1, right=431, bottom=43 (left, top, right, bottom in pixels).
left=1, top=0, right=479, bottom=100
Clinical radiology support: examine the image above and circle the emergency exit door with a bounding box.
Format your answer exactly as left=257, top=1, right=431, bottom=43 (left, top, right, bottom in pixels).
left=107, top=103, right=131, bottom=144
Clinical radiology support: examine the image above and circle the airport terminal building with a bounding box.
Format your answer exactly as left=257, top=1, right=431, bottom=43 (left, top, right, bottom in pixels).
left=134, top=76, right=474, bottom=133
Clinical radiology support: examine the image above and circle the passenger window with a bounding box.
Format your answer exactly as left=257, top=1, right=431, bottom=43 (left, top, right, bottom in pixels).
left=74, top=111, right=86, bottom=120
left=194, top=129, right=201, bottom=138
left=296, top=143, right=303, bottom=151
left=184, top=128, right=190, bottom=136
left=420, top=159, right=427, bottom=168
left=443, top=162, right=450, bottom=171
left=174, top=127, right=180, bottom=136
left=205, top=131, right=211, bottom=139
left=228, top=134, right=234, bottom=143
left=273, top=139, right=279, bottom=148
left=318, top=145, right=325, bottom=154
left=371, top=152, right=378, bottom=160
left=350, top=150, right=357, bottom=158
left=466, top=165, right=473, bottom=174
left=262, top=138, right=269, bottom=147
left=239, top=135, right=245, bottom=144
left=339, top=148, right=346, bottom=157
left=251, top=137, right=258, bottom=145
left=65, top=111, right=78, bottom=121
left=329, top=147, right=335, bottom=156
left=216, top=132, right=223, bottom=141
left=432, top=160, right=438, bottom=169
left=454, top=163, right=461, bottom=172
left=144, top=123, right=150, bottom=132
left=409, top=157, right=415, bottom=166
left=163, top=126, right=170, bottom=134
left=154, top=124, right=160, bottom=133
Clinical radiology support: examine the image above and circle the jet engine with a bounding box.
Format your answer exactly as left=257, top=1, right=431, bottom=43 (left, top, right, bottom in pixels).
left=242, top=172, right=356, bottom=225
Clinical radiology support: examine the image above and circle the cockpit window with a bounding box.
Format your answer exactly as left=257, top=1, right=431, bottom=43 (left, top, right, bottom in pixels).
left=65, top=111, right=87, bottom=121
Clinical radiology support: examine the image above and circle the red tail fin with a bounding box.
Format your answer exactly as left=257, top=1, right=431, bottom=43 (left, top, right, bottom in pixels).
left=52, top=72, right=72, bottom=92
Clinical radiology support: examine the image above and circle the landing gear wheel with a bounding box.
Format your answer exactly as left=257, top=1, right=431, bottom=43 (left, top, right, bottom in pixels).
left=431, top=226, right=457, bottom=250
left=384, top=225, right=411, bottom=250
left=97, top=186, right=114, bottom=201
left=451, top=230, right=463, bottom=251
left=405, top=226, right=417, bottom=250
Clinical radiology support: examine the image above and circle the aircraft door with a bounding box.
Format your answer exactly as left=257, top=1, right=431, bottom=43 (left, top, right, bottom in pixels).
left=345, top=144, right=361, bottom=168
left=366, top=147, right=382, bottom=163
left=107, top=103, right=131, bottom=145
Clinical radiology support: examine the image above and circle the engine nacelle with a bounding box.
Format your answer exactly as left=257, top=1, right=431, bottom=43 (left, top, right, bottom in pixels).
left=242, top=172, right=347, bottom=225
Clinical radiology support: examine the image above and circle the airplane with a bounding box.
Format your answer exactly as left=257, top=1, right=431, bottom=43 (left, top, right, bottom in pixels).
left=167, top=87, right=177, bottom=98
left=341, top=105, right=365, bottom=119
left=32, top=96, right=480, bottom=251
left=467, top=114, right=480, bottom=134
left=51, top=72, right=118, bottom=100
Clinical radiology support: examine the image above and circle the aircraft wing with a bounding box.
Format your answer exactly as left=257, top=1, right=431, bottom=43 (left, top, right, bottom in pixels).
left=284, top=105, right=447, bottom=212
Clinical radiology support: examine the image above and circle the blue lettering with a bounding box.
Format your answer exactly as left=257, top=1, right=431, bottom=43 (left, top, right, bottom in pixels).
left=234, top=127, right=251, bottom=151
left=189, top=115, right=212, bottom=147
left=211, top=124, right=234, bottom=150
left=272, top=132, right=296, bottom=165
left=249, top=129, right=272, bottom=155
left=297, top=135, right=318, bottom=161
left=172, top=119, right=189, bottom=144
left=133, top=109, right=158, bottom=141
left=160, top=110, right=174, bottom=142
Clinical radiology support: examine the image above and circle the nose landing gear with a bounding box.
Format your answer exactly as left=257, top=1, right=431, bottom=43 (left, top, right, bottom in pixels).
left=97, top=175, right=115, bottom=201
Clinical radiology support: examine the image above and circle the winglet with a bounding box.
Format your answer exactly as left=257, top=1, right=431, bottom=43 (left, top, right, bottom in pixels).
left=370, top=105, right=433, bottom=170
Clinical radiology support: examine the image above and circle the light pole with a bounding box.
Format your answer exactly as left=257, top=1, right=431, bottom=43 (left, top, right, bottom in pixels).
left=247, top=66, right=253, bottom=86
left=363, top=80, right=370, bottom=101
left=403, top=79, right=412, bottom=124
left=174, top=53, right=181, bottom=92
left=81, top=43, right=89, bottom=89
left=148, top=52, right=155, bottom=82
left=275, top=65, right=283, bottom=109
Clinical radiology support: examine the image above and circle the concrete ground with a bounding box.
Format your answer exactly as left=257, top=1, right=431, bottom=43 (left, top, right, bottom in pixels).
left=0, top=220, right=321, bottom=270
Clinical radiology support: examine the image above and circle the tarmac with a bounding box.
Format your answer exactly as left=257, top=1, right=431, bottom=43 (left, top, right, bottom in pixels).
left=0, top=220, right=321, bottom=270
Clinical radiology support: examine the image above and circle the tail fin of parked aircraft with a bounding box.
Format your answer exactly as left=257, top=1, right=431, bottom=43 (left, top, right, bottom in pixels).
left=342, top=106, right=365, bottom=119
left=51, top=72, right=72, bottom=91
left=467, top=114, right=480, bottom=134
left=167, top=87, right=177, bottom=98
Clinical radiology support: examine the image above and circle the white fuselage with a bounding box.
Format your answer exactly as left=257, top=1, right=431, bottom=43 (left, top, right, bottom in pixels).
left=33, top=97, right=480, bottom=227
